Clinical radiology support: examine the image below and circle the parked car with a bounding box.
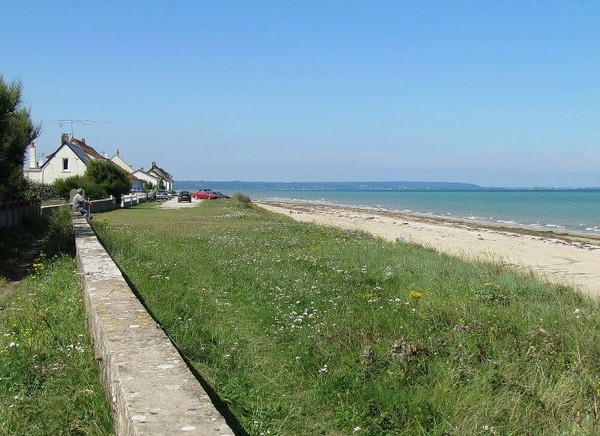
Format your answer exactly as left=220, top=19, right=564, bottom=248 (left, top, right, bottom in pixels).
left=213, top=191, right=230, bottom=199
left=191, top=189, right=218, bottom=199
left=156, top=190, right=171, bottom=200
left=177, top=191, right=192, bottom=203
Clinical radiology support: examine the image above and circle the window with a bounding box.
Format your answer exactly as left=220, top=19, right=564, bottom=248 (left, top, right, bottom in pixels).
left=62, top=158, right=69, bottom=171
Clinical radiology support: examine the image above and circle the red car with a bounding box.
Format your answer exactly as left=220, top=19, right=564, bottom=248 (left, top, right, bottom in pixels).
left=191, top=189, right=218, bottom=199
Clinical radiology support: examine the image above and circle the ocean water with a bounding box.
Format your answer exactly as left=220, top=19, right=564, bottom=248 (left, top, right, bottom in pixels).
left=243, top=189, right=600, bottom=235
left=174, top=182, right=600, bottom=235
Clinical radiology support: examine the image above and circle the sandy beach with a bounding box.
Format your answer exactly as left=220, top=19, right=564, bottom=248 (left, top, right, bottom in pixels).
left=257, top=200, right=600, bottom=298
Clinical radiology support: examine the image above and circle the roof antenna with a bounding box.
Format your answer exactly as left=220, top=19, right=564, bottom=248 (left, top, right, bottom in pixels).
left=43, top=119, right=109, bottom=137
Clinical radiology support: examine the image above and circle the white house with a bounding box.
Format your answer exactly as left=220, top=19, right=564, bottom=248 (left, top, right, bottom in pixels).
left=131, top=168, right=161, bottom=189
left=110, top=149, right=144, bottom=191
left=24, top=134, right=175, bottom=193
left=24, top=134, right=106, bottom=184
left=110, top=149, right=135, bottom=174
left=147, top=161, right=174, bottom=191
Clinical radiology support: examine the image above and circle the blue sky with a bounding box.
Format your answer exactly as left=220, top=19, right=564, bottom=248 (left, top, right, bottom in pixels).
left=3, top=1, right=599, bottom=187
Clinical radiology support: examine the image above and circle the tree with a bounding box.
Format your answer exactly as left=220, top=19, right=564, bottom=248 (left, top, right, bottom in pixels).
left=143, top=180, right=154, bottom=192
left=0, top=76, right=40, bottom=201
left=85, top=159, right=131, bottom=201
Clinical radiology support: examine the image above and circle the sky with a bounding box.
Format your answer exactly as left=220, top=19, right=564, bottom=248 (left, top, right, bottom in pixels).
left=3, top=1, right=599, bottom=187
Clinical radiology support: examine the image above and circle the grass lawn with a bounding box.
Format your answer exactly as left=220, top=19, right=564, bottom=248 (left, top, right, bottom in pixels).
left=92, top=199, right=600, bottom=435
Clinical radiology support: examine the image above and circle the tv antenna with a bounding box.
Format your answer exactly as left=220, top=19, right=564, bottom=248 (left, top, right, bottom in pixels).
left=43, top=119, right=109, bottom=136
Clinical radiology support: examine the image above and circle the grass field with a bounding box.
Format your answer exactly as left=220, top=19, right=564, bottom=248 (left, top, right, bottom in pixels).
left=91, top=199, right=600, bottom=435
left=0, top=208, right=113, bottom=435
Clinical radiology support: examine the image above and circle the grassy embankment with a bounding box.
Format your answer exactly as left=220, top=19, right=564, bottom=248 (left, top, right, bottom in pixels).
left=0, top=208, right=113, bottom=435
left=92, top=199, right=600, bottom=435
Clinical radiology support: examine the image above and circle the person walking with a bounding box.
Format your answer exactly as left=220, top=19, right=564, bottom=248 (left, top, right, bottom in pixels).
left=72, top=188, right=92, bottom=219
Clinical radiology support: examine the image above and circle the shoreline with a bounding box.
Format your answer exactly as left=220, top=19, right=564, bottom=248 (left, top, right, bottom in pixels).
left=257, top=200, right=600, bottom=297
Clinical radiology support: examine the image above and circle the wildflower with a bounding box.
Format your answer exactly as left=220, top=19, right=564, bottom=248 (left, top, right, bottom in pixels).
left=319, top=364, right=328, bottom=373
left=50, top=363, right=67, bottom=371
left=409, top=291, right=422, bottom=301
left=353, top=426, right=362, bottom=433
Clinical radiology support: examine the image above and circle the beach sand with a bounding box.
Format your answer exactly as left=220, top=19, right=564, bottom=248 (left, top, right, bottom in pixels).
left=257, top=201, right=600, bottom=298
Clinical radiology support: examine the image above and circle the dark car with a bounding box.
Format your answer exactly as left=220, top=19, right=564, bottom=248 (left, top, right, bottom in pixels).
left=177, top=191, right=192, bottom=202
left=213, top=191, right=230, bottom=199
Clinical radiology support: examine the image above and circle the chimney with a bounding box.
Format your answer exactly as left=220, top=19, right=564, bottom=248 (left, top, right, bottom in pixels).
left=29, top=142, right=37, bottom=169
left=81, top=138, right=86, bottom=143
left=61, top=133, right=69, bottom=144
left=152, top=161, right=156, bottom=168
left=116, top=149, right=120, bottom=157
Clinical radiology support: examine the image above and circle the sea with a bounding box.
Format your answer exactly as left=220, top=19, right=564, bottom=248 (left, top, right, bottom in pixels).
left=174, top=181, right=600, bottom=236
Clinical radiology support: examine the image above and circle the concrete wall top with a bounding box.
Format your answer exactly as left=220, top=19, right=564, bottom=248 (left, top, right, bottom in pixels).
left=73, top=216, right=234, bottom=435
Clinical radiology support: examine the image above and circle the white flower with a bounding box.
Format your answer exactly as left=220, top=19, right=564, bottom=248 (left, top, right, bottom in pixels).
left=353, top=427, right=362, bottom=433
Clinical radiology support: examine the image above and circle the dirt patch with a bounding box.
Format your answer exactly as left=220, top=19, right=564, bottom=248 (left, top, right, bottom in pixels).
left=159, top=197, right=202, bottom=209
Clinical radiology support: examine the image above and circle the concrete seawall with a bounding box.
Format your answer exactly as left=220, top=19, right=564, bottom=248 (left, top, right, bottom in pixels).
left=73, top=215, right=234, bottom=435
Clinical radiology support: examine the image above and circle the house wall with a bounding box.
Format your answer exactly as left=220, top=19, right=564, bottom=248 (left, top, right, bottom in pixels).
left=148, top=170, right=173, bottom=191
left=39, top=145, right=89, bottom=184
left=111, top=155, right=134, bottom=173
left=23, top=168, right=43, bottom=182
left=132, top=171, right=160, bottom=188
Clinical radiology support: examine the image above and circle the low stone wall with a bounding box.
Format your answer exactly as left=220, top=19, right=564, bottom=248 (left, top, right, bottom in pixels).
left=73, top=216, right=234, bottom=435
left=89, top=197, right=118, bottom=213
left=42, top=196, right=141, bottom=218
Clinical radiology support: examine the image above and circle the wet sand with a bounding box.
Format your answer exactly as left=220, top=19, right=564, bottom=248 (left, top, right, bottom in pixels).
left=257, top=200, right=600, bottom=298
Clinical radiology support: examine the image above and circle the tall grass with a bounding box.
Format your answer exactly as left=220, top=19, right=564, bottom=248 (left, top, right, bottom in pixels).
left=92, top=199, right=600, bottom=435
left=0, top=208, right=112, bottom=435
left=0, top=256, right=113, bottom=435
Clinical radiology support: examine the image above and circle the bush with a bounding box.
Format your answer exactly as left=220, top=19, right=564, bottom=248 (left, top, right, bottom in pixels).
left=232, top=192, right=252, bottom=205
left=54, top=175, right=105, bottom=200
left=22, top=180, right=62, bottom=201
left=43, top=206, right=74, bottom=257
left=85, top=160, right=131, bottom=202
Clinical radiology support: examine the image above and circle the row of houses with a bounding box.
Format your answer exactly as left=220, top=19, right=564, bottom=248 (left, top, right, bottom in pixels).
left=24, top=133, right=173, bottom=192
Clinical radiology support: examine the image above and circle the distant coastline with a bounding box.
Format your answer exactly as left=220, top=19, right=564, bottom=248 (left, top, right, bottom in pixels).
left=175, top=180, right=600, bottom=192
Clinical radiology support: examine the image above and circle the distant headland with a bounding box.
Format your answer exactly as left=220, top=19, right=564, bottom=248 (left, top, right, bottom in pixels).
left=174, top=181, right=599, bottom=192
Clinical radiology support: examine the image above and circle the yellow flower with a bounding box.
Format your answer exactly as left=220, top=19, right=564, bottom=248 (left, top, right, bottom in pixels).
left=409, top=291, right=423, bottom=301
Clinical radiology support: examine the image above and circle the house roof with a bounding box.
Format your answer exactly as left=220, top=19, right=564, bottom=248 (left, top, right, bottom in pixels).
left=132, top=169, right=160, bottom=181
left=43, top=137, right=106, bottom=168
left=149, top=163, right=173, bottom=181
